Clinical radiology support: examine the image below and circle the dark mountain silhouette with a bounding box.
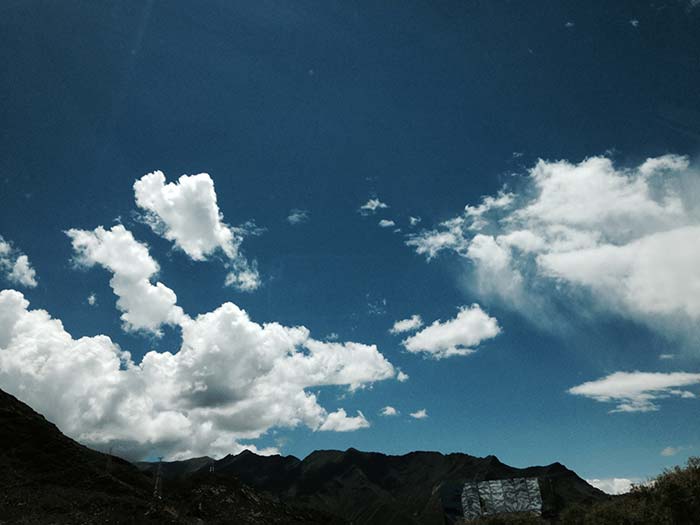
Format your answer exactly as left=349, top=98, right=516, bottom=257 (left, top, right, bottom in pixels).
left=139, top=446, right=606, bottom=523
left=0, top=389, right=341, bottom=524
left=0, top=387, right=606, bottom=523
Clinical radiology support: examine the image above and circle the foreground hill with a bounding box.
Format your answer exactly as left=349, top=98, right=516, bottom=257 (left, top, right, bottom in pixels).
left=0, top=389, right=341, bottom=524
left=139, top=447, right=606, bottom=523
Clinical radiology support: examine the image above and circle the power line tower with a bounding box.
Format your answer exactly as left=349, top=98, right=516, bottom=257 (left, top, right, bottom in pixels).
left=153, top=456, right=163, bottom=500
left=105, top=445, right=113, bottom=475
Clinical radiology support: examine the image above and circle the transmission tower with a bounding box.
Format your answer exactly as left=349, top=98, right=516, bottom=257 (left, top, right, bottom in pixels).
left=105, top=445, right=113, bottom=474
left=153, top=456, right=163, bottom=500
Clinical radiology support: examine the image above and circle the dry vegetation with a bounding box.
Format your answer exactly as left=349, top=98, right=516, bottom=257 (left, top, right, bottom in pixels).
left=560, top=457, right=700, bottom=525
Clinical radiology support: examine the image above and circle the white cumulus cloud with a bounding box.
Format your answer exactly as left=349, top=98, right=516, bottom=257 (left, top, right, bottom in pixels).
left=0, top=288, right=394, bottom=460
left=318, top=409, right=370, bottom=431
left=389, top=315, right=423, bottom=334
left=406, top=154, right=700, bottom=337
left=66, top=225, right=186, bottom=335
left=568, top=371, right=700, bottom=412
left=378, top=219, right=395, bottom=228
left=0, top=236, right=37, bottom=288
left=380, top=406, right=398, bottom=416
left=133, top=171, right=261, bottom=291
left=402, top=305, right=500, bottom=359
left=410, top=409, right=428, bottom=419
left=586, top=478, right=640, bottom=495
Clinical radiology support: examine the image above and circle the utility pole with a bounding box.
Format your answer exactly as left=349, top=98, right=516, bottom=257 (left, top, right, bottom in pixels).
left=153, top=457, right=163, bottom=500
left=105, top=446, right=113, bottom=475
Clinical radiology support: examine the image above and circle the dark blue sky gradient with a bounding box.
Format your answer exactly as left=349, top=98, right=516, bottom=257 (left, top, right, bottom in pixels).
left=1, top=1, right=700, bottom=479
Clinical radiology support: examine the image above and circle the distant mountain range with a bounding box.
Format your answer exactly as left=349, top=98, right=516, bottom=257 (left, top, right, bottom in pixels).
left=0, top=388, right=606, bottom=523
left=138, top=447, right=605, bottom=524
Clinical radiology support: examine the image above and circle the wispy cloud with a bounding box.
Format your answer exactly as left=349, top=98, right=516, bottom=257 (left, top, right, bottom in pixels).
left=359, top=198, right=389, bottom=215
left=287, top=208, right=309, bottom=225
left=661, top=445, right=686, bottom=457
left=410, top=409, right=428, bottom=419
left=568, top=371, right=700, bottom=412
left=367, top=295, right=387, bottom=316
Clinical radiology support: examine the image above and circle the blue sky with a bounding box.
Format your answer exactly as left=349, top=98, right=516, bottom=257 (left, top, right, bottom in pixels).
left=1, top=1, right=700, bottom=492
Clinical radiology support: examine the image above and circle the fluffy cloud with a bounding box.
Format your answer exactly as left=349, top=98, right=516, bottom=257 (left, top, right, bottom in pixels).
left=87, top=293, right=97, bottom=306
left=134, top=171, right=237, bottom=260
left=402, top=305, right=500, bottom=359
left=406, top=154, right=700, bottom=336
left=378, top=219, right=395, bottom=228
left=287, top=208, right=309, bottom=225
left=409, top=216, right=421, bottom=227
left=66, top=225, right=186, bottom=335
left=380, top=406, right=398, bottom=416
left=568, top=371, right=700, bottom=412
left=0, top=288, right=395, bottom=460
left=224, top=259, right=261, bottom=292
left=318, top=409, right=370, bottom=431
left=359, top=198, right=388, bottom=215
left=389, top=315, right=423, bottom=334
left=396, top=370, right=409, bottom=382
left=133, top=171, right=261, bottom=291
left=410, top=409, right=428, bottom=419
left=406, top=217, right=469, bottom=260
left=586, top=478, right=639, bottom=495
left=0, top=236, right=37, bottom=288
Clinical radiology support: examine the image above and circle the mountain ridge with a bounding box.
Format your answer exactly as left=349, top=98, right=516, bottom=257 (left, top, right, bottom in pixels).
left=139, top=445, right=606, bottom=523
left=0, top=387, right=606, bottom=523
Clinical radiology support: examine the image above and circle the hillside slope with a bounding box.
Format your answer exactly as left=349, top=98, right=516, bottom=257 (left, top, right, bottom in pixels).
left=0, top=389, right=342, bottom=524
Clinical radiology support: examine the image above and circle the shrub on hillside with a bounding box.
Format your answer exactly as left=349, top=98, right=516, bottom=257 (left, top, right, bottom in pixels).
left=561, top=457, right=700, bottom=524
